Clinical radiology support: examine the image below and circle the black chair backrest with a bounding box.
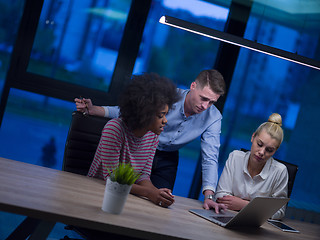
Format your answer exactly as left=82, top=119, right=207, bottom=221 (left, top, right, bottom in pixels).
left=63, top=111, right=111, bottom=176
left=240, top=148, right=298, bottom=198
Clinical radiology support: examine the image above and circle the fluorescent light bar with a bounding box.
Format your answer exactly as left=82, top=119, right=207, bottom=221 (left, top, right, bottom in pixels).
left=159, top=15, right=320, bottom=71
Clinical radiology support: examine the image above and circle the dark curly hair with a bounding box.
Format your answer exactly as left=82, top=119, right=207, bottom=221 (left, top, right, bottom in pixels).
left=119, top=73, right=180, bottom=130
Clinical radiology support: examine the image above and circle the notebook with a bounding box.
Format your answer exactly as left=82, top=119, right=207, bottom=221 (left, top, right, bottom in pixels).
left=189, top=197, right=289, bottom=228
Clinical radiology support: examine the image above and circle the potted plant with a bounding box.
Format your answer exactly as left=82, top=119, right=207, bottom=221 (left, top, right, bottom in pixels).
left=101, top=163, right=140, bottom=214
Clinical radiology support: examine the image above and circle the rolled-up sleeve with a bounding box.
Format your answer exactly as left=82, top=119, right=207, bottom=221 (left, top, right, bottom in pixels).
left=103, top=106, right=120, bottom=118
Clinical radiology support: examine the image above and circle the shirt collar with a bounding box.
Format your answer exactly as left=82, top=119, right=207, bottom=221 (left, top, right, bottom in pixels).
left=259, top=157, right=272, bottom=180
left=243, top=151, right=272, bottom=180
left=178, top=89, right=189, bottom=117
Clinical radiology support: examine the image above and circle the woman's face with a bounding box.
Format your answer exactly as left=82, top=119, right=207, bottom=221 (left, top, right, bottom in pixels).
left=148, top=105, right=169, bottom=135
left=250, top=129, right=279, bottom=165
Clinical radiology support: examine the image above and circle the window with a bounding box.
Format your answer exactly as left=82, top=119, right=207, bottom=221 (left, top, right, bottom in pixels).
left=132, top=0, right=229, bottom=196
left=28, top=0, right=131, bottom=92
left=222, top=1, right=320, bottom=214
left=133, top=0, right=229, bottom=88
left=0, top=89, right=74, bottom=169
left=0, top=0, right=25, bottom=91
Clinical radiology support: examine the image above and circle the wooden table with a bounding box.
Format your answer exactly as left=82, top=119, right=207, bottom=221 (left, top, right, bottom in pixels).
left=0, top=157, right=319, bottom=240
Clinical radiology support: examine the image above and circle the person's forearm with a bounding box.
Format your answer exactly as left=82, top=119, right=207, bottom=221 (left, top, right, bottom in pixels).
left=239, top=198, right=249, bottom=210
left=201, top=148, right=219, bottom=192
left=130, top=180, right=156, bottom=199
left=88, top=105, right=105, bottom=117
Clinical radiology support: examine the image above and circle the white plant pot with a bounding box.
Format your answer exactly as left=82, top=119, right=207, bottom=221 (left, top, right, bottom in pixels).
left=102, top=177, right=132, bottom=214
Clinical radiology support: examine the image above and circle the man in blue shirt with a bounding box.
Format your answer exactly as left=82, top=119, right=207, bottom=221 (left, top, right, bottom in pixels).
left=75, top=70, right=226, bottom=211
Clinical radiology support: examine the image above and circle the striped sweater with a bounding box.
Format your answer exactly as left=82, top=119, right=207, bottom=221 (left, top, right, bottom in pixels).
left=88, top=118, right=159, bottom=183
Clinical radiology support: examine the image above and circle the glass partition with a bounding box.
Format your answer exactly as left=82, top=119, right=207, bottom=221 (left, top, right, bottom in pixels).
left=132, top=0, right=229, bottom=196
left=133, top=0, right=229, bottom=88
left=0, top=89, right=74, bottom=169
left=222, top=2, right=320, bottom=213
left=27, top=0, right=131, bottom=92
left=249, top=1, right=320, bottom=61
left=0, top=0, right=25, bottom=92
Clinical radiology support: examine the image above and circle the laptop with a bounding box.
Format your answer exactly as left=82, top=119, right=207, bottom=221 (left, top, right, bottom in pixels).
left=189, top=197, right=289, bottom=228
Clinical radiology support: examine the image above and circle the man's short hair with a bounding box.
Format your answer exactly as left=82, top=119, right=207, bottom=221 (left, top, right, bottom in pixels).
left=195, top=69, right=226, bottom=95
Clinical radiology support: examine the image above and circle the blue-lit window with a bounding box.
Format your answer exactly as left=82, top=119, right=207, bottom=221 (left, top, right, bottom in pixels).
left=28, top=0, right=131, bottom=92
left=0, top=89, right=74, bottom=169
left=222, top=4, right=320, bottom=214
left=133, top=0, right=230, bottom=197
left=0, top=0, right=25, bottom=91
left=133, top=0, right=229, bottom=88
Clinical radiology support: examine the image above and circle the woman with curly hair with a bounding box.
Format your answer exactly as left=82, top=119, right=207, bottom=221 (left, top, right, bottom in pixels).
left=88, top=73, right=180, bottom=207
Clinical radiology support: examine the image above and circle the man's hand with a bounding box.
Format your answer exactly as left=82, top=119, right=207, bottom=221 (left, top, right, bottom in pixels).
left=74, top=98, right=93, bottom=114
left=203, top=198, right=227, bottom=213
left=216, top=195, right=249, bottom=211
left=203, top=190, right=227, bottom=213
left=74, top=98, right=105, bottom=117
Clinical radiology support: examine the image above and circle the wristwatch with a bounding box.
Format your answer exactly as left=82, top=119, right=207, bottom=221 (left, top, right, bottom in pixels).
left=205, top=195, right=214, bottom=200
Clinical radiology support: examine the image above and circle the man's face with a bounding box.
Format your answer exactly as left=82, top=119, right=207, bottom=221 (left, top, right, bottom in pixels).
left=186, top=81, right=220, bottom=115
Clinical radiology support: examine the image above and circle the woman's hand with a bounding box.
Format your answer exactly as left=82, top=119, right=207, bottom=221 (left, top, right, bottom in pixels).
left=150, top=188, right=174, bottom=207
left=216, top=195, right=249, bottom=211
left=148, top=188, right=175, bottom=207
left=131, top=180, right=175, bottom=207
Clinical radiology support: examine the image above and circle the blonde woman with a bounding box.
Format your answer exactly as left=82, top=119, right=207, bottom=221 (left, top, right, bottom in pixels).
left=215, top=113, right=288, bottom=219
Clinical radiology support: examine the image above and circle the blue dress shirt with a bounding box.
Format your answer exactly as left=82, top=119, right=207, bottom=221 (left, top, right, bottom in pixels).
left=103, top=88, right=222, bottom=192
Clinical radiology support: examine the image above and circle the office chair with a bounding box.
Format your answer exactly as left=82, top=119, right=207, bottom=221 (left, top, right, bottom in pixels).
left=62, top=112, right=143, bottom=240
left=240, top=148, right=298, bottom=198
left=61, top=111, right=111, bottom=240
left=62, top=111, right=111, bottom=176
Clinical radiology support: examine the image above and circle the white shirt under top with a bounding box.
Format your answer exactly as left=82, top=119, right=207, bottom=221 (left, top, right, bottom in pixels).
left=214, top=150, right=288, bottom=219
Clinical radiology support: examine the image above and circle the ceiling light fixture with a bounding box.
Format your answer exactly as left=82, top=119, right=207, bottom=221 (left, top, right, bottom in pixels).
left=159, top=15, right=320, bottom=71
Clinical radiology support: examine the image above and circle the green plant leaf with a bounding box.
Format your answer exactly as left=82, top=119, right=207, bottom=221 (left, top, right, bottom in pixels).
left=108, top=163, right=140, bottom=185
